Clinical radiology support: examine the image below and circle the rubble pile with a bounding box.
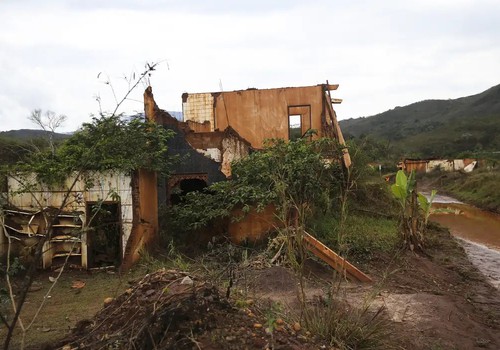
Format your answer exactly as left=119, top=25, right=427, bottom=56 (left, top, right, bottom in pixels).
left=56, top=269, right=319, bottom=350
left=56, top=269, right=227, bottom=349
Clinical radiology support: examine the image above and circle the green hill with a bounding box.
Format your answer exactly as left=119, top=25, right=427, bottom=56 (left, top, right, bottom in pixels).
left=0, top=129, right=70, bottom=165
left=0, top=129, right=70, bottom=141
left=340, top=84, right=500, bottom=158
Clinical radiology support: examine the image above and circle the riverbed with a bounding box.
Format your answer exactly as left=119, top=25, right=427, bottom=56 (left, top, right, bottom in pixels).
left=427, top=193, right=500, bottom=289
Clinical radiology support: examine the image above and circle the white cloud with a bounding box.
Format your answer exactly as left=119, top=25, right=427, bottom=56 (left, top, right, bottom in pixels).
left=0, top=0, right=499, bottom=131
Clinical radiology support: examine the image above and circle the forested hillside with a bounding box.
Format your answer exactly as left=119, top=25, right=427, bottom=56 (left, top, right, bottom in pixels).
left=0, top=129, right=69, bottom=164
left=340, top=84, right=500, bottom=158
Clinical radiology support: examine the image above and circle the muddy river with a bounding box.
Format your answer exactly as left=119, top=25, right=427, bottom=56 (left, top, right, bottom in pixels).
left=427, top=193, right=500, bottom=289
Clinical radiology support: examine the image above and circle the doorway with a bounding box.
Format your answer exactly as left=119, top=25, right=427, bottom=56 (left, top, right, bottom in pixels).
left=86, top=202, right=121, bottom=268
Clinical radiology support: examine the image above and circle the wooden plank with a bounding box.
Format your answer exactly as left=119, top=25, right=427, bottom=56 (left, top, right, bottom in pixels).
left=325, top=84, right=339, bottom=90
left=324, top=81, right=351, bottom=168
left=331, top=98, right=343, bottom=104
left=303, top=231, right=372, bottom=283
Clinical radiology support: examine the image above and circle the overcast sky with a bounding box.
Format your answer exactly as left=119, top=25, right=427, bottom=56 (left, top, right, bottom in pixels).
left=1, top=0, right=499, bottom=132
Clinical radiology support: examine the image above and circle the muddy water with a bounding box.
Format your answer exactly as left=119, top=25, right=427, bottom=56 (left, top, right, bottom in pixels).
left=427, top=193, right=500, bottom=289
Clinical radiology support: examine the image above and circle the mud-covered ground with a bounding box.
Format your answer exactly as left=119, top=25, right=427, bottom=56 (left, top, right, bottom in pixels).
left=38, top=225, right=500, bottom=350
left=369, top=226, right=500, bottom=349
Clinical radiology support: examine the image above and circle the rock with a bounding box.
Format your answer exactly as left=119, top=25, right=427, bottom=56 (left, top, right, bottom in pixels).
left=29, top=282, right=43, bottom=292
left=297, top=334, right=308, bottom=343
left=276, top=318, right=284, bottom=325
left=253, top=323, right=263, bottom=328
left=293, top=322, right=301, bottom=332
left=71, top=280, right=86, bottom=289
left=180, top=276, right=194, bottom=285
left=103, top=297, right=114, bottom=306
left=49, top=276, right=57, bottom=283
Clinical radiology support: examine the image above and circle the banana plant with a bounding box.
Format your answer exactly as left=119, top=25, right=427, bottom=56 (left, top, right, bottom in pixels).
left=390, top=170, right=436, bottom=251
left=418, top=190, right=437, bottom=225
left=391, top=169, right=416, bottom=206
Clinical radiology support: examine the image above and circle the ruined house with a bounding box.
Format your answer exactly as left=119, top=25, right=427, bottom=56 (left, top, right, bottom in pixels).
left=145, top=82, right=351, bottom=244
left=144, top=83, right=351, bottom=205
left=144, top=83, right=369, bottom=282
left=1, top=82, right=351, bottom=270
left=1, top=169, right=158, bottom=270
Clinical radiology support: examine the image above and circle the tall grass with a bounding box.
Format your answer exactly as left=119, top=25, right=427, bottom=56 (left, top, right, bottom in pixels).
left=308, top=214, right=398, bottom=261
left=442, top=169, right=500, bottom=213
left=302, top=290, right=390, bottom=349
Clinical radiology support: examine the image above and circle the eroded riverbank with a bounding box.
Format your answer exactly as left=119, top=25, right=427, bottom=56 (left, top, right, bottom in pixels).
left=428, top=193, right=500, bottom=289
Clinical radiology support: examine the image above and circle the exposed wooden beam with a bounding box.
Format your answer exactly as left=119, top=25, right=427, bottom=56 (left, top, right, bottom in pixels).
left=331, top=98, right=343, bottom=104
left=325, top=84, right=339, bottom=90
left=303, top=231, right=372, bottom=283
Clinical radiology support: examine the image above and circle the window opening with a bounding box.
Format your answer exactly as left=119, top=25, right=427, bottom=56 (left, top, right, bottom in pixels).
left=288, top=115, right=302, bottom=141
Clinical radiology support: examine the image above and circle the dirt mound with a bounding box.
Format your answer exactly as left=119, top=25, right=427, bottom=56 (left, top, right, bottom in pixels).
left=253, top=266, right=297, bottom=293
left=53, top=269, right=320, bottom=350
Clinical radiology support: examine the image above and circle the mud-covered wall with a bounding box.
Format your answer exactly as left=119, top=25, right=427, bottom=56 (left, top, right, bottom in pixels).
left=182, top=92, right=215, bottom=129
left=5, top=172, right=134, bottom=268
left=214, top=85, right=324, bottom=149
left=228, top=205, right=277, bottom=244
left=402, top=160, right=429, bottom=173
left=122, top=169, right=158, bottom=269
left=221, top=129, right=251, bottom=177
left=7, top=172, right=134, bottom=254
left=145, top=86, right=226, bottom=181
left=164, top=123, right=227, bottom=185
left=182, top=84, right=351, bottom=168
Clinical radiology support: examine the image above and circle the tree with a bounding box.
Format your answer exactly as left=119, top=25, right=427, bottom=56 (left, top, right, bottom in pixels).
left=28, top=109, right=67, bottom=155
left=1, top=62, right=173, bottom=350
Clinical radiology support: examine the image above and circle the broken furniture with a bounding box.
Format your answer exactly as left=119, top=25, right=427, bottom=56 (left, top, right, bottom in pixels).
left=42, top=212, right=85, bottom=269
left=2, top=208, right=86, bottom=269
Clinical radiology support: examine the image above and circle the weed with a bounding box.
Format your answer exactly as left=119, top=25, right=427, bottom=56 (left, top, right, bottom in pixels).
left=302, top=293, right=390, bottom=349
left=264, top=302, right=283, bottom=331
left=138, top=241, right=191, bottom=272
left=234, top=299, right=250, bottom=308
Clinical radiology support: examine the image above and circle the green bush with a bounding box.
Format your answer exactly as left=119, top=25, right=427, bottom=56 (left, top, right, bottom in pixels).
left=165, top=138, right=345, bottom=235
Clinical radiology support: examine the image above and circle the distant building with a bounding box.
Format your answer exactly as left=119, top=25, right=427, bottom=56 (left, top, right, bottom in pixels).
left=397, top=158, right=477, bottom=173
